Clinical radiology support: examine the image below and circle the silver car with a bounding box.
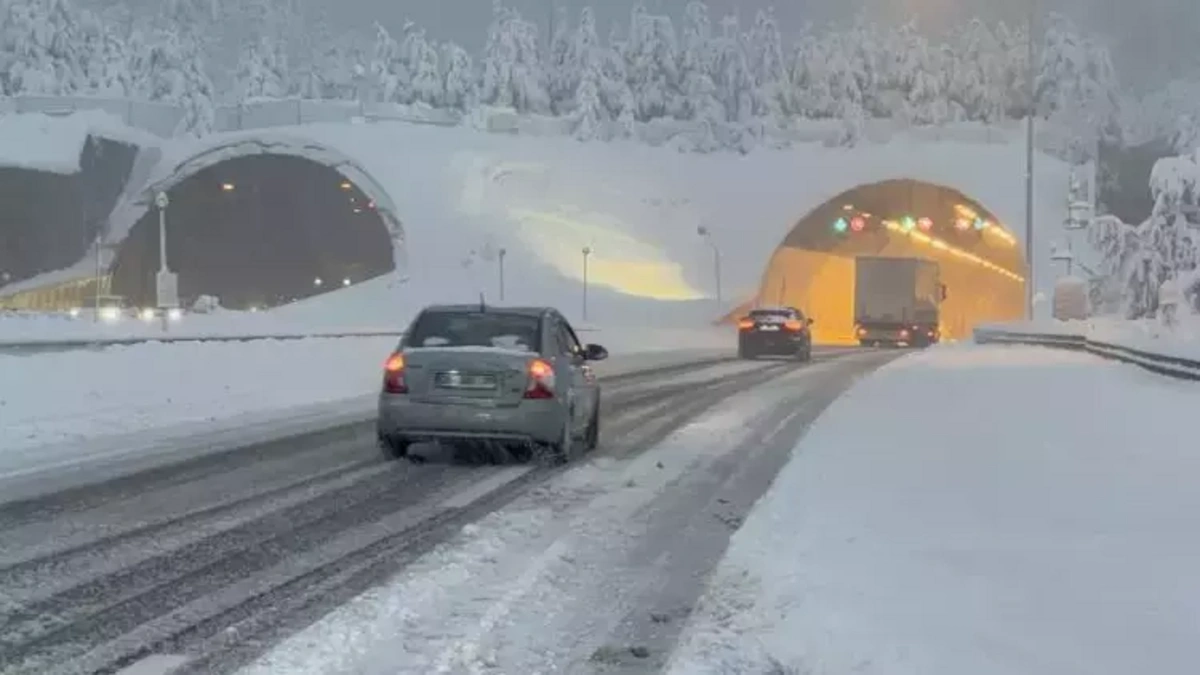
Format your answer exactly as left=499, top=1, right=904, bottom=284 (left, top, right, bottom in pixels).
left=377, top=304, right=608, bottom=463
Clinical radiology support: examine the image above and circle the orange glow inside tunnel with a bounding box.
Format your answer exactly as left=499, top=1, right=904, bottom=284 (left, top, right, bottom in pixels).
left=747, top=235, right=1025, bottom=345
left=727, top=179, right=1028, bottom=345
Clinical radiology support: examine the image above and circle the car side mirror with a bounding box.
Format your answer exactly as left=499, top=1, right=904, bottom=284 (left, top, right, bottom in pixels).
left=584, top=343, right=608, bottom=361
left=807, top=318, right=815, bottom=325
left=939, top=284, right=948, bottom=301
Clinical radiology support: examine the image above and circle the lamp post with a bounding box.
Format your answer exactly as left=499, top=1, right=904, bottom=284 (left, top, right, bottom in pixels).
left=697, top=225, right=722, bottom=306
left=498, top=247, right=507, bottom=301
left=154, top=191, right=178, bottom=332
left=1024, top=0, right=1038, bottom=320
left=582, top=246, right=592, bottom=321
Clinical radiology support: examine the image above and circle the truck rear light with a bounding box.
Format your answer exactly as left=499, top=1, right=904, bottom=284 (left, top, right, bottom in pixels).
left=737, top=318, right=754, bottom=330
left=856, top=326, right=867, bottom=337
left=784, top=319, right=803, bottom=331
left=383, top=353, right=408, bottom=393
left=524, top=358, right=556, bottom=399
left=899, top=329, right=910, bottom=338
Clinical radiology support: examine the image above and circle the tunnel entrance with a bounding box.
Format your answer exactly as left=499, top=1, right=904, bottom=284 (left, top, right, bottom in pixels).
left=109, top=154, right=395, bottom=310
left=739, top=179, right=1026, bottom=345
left=0, top=136, right=138, bottom=294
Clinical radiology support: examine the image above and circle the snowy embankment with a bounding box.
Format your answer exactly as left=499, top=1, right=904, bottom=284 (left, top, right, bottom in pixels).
left=0, top=333, right=729, bottom=481
left=667, top=343, right=1200, bottom=675
left=981, top=315, right=1200, bottom=361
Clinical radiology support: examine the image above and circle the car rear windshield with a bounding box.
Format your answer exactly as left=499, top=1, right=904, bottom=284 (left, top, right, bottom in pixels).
left=406, top=311, right=541, bottom=352
left=749, top=309, right=797, bottom=319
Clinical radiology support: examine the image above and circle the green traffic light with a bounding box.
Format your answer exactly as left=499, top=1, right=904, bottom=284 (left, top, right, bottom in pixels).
left=834, top=217, right=849, bottom=233
left=901, top=216, right=916, bottom=230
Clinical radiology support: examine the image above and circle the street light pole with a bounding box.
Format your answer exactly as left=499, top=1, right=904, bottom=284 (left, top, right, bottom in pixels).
left=582, top=246, right=592, bottom=321
left=498, top=247, right=507, bottom=301
left=1024, top=0, right=1038, bottom=320
left=697, top=225, right=722, bottom=306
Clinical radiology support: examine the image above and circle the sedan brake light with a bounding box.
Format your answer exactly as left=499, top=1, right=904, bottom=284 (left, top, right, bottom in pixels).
left=737, top=318, right=754, bottom=330
left=524, top=358, right=556, bottom=399
left=784, top=319, right=803, bottom=331
left=383, top=353, right=407, bottom=393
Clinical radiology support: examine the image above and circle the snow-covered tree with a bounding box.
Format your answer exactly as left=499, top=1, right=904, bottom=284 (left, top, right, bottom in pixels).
left=234, top=36, right=288, bottom=101
left=478, top=0, right=550, bottom=113
left=546, top=5, right=573, bottom=113
left=1036, top=13, right=1119, bottom=161
left=574, top=59, right=603, bottom=141
left=0, top=0, right=99, bottom=95
left=131, top=27, right=215, bottom=135
left=408, top=29, right=443, bottom=106
left=622, top=4, right=682, bottom=121
left=441, top=41, right=474, bottom=111
left=743, top=9, right=787, bottom=122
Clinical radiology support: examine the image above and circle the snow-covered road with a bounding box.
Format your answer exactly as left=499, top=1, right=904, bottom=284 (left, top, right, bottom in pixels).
left=0, top=350, right=886, bottom=675
left=232, top=351, right=893, bottom=675
left=669, top=342, right=1200, bottom=675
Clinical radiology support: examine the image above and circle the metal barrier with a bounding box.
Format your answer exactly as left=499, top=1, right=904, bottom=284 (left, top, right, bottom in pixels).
left=973, top=326, right=1200, bottom=381
left=0, top=330, right=407, bottom=356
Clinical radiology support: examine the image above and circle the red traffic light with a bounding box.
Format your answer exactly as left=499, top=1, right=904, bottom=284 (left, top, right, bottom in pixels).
left=917, top=217, right=933, bottom=232
left=954, top=217, right=971, bottom=231
left=849, top=215, right=866, bottom=232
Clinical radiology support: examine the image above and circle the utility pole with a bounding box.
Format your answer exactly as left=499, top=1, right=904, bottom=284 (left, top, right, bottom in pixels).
left=1024, top=0, right=1038, bottom=320
left=498, top=247, right=506, bottom=301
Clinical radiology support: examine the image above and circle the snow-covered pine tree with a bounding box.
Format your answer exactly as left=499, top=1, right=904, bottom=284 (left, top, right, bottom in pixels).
left=546, top=5, right=572, bottom=114
left=408, top=29, right=443, bottom=107
left=711, top=14, right=752, bottom=125
left=478, top=0, right=550, bottom=113
left=131, top=27, right=215, bottom=135
left=234, top=36, right=288, bottom=101
left=677, top=1, right=718, bottom=123
left=441, top=41, right=474, bottom=111
left=559, top=6, right=601, bottom=116
left=370, top=23, right=406, bottom=104
left=1037, top=13, right=1119, bottom=161
left=574, top=58, right=603, bottom=141
left=0, top=0, right=94, bottom=95
left=622, top=4, right=682, bottom=121
left=743, top=8, right=787, bottom=123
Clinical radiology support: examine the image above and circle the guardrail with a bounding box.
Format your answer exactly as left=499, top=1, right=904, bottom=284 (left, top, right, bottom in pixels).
left=0, top=326, right=605, bottom=355
left=0, top=330, right=408, bottom=355
left=973, top=326, right=1200, bottom=381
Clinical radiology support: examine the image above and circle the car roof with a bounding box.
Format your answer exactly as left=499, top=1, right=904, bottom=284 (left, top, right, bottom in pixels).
left=420, top=304, right=550, bottom=318
left=751, top=306, right=802, bottom=314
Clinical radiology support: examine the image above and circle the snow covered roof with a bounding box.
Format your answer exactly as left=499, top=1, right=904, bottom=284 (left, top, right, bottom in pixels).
left=0, top=109, right=161, bottom=174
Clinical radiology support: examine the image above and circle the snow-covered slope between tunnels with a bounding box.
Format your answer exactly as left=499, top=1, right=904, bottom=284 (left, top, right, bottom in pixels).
left=107, top=120, right=1075, bottom=325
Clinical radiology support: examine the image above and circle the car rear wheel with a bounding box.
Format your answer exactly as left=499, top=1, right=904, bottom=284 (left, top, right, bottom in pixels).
left=541, top=415, right=575, bottom=465
left=378, top=433, right=411, bottom=461
left=584, top=402, right=600, bottom=452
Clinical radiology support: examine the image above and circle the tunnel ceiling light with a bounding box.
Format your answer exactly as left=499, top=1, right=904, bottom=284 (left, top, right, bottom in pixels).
left=342, top=278, right=351, bottom=286
left=883, top=219, right=1024, bottom=282
left=842, top=204, right=854, bottom=211
left=340, top=180, right=352, bottom=190
left=220, top=182, right=235, bottom=191
left=314, top=277, right=323, bottom=286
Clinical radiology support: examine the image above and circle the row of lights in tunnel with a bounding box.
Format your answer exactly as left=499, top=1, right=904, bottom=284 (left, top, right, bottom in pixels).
left=830, top=204, right=1015, bottom=245
left=828, top=204, right=1022, bottom=282
left=214, top=179, right=376, bottom=213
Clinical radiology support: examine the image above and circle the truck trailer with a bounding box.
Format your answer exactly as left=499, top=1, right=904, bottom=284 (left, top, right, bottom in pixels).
left=853, top=256, right=946, bottom=347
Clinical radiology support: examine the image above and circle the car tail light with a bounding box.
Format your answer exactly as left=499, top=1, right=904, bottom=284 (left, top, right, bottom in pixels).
left=737, top=318, right=754, bottom=330
left=383, top=353, right=407, bottom=393
left=856, top=326, right=867, bottom=337
left=899, top=329, right=910, bottom=339
left=784, top=319, right=803, bottom=331
left=524, top=358, right=556, bottom=399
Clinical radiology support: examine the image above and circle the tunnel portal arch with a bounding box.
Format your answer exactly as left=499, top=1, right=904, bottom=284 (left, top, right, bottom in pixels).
left=739, top=178, right=1029, bottom=344
left=106, top=133, right=408, bottom=310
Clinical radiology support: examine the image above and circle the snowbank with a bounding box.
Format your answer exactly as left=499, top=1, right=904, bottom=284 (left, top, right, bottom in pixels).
left=0, top=109, right=158, bottom=173
left=668, top=343, right=1200, bottom=675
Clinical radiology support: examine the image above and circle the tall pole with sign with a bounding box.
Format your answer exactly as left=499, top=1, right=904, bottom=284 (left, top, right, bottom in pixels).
left=1024, top=0, right=1038, bottom=320
left=498, top=247, right=507, bottom=301
left=155, top=191, right=178, bottom=332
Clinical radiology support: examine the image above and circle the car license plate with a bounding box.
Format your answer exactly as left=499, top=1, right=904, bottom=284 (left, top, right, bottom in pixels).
left=435, top=372, right=497, bottom=389
left=758, top=325, right=780, bottom=331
